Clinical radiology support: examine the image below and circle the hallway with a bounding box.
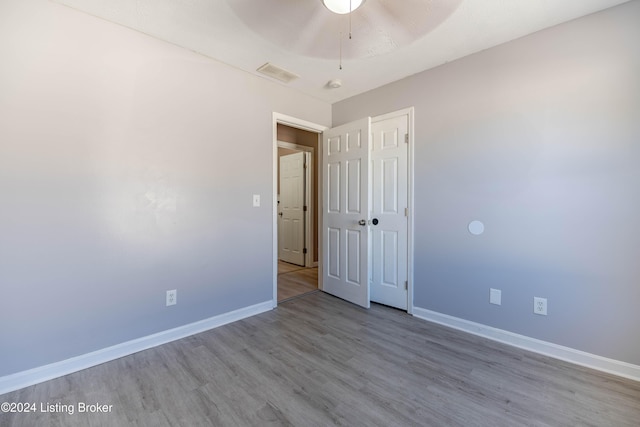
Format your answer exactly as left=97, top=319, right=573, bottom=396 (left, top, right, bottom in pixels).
left=277, top=260, right=318, bottom=302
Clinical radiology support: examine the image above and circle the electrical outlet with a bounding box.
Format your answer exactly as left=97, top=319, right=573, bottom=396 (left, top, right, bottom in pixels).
left=166, top=289, right=177, bottom=306
left=490, top=288, right=501, bottom=305
left=534, top=297, right=547, bottom=315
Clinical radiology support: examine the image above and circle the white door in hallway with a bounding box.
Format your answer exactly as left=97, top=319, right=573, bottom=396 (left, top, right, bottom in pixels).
left=370, top=114, right=409, bottom=310
left=322, top=118, right=371, bottom=308
left=279, top=152, right=305, bottom=266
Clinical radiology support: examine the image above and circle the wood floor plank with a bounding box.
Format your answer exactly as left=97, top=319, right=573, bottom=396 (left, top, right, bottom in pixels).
left=2, top=292, right=639, bottom=427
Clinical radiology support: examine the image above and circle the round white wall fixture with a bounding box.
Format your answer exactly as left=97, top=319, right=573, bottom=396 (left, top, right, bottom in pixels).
left=468, top=220, right=484, bottom=236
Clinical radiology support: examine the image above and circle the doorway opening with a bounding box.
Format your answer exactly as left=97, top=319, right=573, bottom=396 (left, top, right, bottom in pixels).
left=273, top=114, right=327, bottom=305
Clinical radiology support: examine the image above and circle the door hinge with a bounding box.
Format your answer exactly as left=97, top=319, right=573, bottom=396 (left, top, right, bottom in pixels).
left=405, top=133, right=409, bottom=144
left=303, top=162, right=307, bottom=169
left=303, top=205, right=308, bottom=211
left=303, top=248, right=307, bottom=254
left=405, top=281, right=408, bottom=290
left=404, top=207, right=408, bottom=217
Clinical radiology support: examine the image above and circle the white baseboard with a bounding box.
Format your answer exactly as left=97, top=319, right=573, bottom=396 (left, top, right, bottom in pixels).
left=412, top=306, right=640, bottom=383
left=0, top=300, right=273, bottom=396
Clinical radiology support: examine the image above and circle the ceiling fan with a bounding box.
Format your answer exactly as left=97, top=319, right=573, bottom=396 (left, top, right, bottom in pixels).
left=227, top=0, right=463, bottom=61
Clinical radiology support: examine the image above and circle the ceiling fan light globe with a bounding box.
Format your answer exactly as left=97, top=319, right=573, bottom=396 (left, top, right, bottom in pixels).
left=322, top=0, right=364, bottom=15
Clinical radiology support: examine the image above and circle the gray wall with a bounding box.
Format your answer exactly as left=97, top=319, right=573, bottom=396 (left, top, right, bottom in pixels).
left=0, top=0, right=330, bottom=376
left=333, top=1, right=640, bottom=365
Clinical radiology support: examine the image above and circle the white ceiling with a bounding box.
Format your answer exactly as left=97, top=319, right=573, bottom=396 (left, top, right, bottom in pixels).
left=56, top=0, right=630, bottom=103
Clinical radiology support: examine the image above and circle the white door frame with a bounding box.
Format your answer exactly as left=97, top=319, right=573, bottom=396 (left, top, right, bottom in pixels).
left=272, top=113, right=327, bottom=307
left=277, top=141, right=315, bottom=268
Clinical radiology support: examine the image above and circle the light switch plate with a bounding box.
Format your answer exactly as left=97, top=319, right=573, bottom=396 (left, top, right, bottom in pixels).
left=253, top=194, right=260, bottom=207
left=490, top=288, right=501, bottom=305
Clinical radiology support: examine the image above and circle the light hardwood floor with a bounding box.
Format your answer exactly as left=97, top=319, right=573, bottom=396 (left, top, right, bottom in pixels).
left=1, top=292, right=639, bottom=426
left=277, top=260, right=318, bottom=302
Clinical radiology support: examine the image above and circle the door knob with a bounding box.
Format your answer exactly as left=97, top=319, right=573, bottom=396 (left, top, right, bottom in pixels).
left=358, top=219, right=366, bottom=226
left=371, top=218, right=379, bottom=225
left=278, top=212, right=283, bottom=217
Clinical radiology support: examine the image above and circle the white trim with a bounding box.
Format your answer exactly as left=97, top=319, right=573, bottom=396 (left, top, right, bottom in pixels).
left=272, top=113, right=327, bottom=306
left=303, top=151, right=312, bottom=267
left=316, top=130, right=324, bottom=292
left=275, top=113, right=327, bottom=134
left=408, top=109, right=415, bottom=314
left=371, top=107, right=413, bottom=123
left=371, top=107, right=415, bottom=314
left=407, top=109, right=414, bottom=314
left=412, top=306, right=640, bottom=382
left=0, top=301, right=273, bottom=395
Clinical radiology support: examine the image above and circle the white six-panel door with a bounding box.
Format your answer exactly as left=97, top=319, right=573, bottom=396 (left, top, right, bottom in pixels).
left=322, top=118, right=371, bottom=308
left=279, top=152, right=305, bottom=266
left=370, top=115, right=409, bottom=310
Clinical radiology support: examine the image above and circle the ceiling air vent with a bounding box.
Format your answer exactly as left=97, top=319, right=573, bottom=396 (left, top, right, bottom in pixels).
left=256, top=62, right=300, bottom=84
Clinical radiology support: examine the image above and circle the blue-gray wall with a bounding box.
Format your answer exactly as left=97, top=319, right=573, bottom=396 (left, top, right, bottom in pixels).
left=0, top=0, right=330, bottom=377
left=333, top=1, right=640, bottom=365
